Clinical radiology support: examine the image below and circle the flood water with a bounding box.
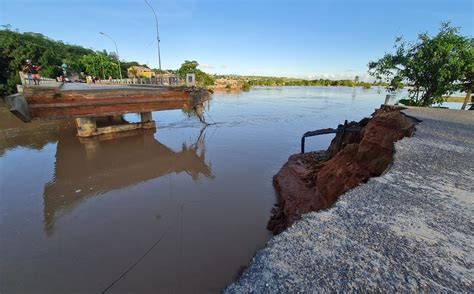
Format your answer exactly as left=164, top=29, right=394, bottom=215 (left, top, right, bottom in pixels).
left=0, top=86, right=460, bottom=293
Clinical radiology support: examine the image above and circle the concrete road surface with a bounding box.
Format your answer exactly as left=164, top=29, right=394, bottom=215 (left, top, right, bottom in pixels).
left=226, top=108, right=473, bottom=293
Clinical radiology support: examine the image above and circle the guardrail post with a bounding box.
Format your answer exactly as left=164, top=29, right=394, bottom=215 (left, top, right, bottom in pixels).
left=338, top=120, right=347, bottom=151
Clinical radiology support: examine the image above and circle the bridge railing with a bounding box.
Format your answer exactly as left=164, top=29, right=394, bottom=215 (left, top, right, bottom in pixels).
left=101, top=75, right=184, bottom=87
left=301, top=120, right=363, bottom=154
left=18, top=71, right=57, bottom=86
left=18, top=71, right=187, bottom=88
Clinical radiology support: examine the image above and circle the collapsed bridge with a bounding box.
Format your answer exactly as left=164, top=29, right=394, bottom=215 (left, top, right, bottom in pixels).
left=3, top=83, right=211, bottom=137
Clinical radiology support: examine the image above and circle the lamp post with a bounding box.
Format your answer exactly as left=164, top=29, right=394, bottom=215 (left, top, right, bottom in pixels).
left=91, top=60, right=96, bottom=77
left=99, top=32, right=123, bottom=80
left=99, top=54, right=105, bottom=80
left=144, top=0, right=162, bottom=72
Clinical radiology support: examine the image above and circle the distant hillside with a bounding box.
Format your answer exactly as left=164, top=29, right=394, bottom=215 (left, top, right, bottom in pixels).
left=212, top=74, right=387, bottom=89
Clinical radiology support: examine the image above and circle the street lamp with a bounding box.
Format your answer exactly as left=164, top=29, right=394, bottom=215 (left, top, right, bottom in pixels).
left=99, top=32, right=123, bottom=80
left=144, top=0, right=162, bottom=72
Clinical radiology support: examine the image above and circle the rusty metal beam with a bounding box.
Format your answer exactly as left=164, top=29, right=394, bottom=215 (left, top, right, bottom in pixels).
left=301, top=122, right=363, bottom=154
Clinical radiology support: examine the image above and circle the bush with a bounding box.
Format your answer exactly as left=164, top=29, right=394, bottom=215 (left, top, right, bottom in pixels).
left=362, top=82, right=371, bottom=89
left=241, top=81, right=251, bottom=91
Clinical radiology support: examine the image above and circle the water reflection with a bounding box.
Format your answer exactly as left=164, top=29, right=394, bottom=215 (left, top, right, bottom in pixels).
left=3, top=87, right=398, bottom=292
left=43, top=127, right=213, bottom=235
left=0, top=105, right=63, bottom=156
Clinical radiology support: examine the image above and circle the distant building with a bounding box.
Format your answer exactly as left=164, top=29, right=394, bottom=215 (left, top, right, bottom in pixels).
left=127, top=66, right=155, bottom=78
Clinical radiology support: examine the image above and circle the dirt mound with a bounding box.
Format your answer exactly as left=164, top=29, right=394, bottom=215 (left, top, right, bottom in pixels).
left=268, top=106, right=416, bottom=234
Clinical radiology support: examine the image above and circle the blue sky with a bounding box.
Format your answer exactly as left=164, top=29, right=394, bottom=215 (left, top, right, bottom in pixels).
left=1, top=0, right=473, bottom=80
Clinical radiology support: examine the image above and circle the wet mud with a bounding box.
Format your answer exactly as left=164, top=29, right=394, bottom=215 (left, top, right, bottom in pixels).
left=269, top=106, right=417, bottom=234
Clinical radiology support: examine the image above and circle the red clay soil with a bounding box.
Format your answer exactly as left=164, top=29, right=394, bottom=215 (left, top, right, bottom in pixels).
left=268, top=106, right=417, bottom=234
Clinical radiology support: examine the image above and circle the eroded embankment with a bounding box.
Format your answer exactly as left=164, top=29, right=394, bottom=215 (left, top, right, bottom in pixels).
left=268, top=106, right=417, bottom=234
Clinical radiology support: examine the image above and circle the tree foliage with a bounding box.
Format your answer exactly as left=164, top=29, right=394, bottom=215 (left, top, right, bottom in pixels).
left=368, top=23, right=473, bottom=106
left=177, top=60, right=215, bottom=86
left=0, top=28, right=143, bottom=95
left=79, top=53, right=119, bottom=79
left=244, top=77, right=379, bottom=88
left=0, top=27, right=94, bottom=95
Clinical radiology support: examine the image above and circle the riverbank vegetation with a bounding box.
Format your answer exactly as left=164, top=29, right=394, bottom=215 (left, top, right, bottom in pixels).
left=369, top=23, right=473, bottom=108
left=0, top=27, right=87, bottom=94
left=0, top=26, right=386, bottom=96
left=4, top=24, right=470, bottom=105
left=214, top=74, right=383, bottom=89
left=0, top=26, right=152, bottom=95
left=0, top=27, right=220, bottom=96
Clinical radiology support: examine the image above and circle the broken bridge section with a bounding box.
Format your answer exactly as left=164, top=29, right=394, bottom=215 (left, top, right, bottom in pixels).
left=3, top=83, right=212, bottom=137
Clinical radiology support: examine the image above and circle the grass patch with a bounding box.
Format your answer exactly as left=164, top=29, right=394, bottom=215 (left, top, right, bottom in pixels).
left=444, top=96, right=466, bottom=102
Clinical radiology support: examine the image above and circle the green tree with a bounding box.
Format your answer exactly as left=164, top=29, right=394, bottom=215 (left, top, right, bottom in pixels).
left=177, top=60, right=215, bottom=86
left=0, top=28, right=91, bottom=95
left=241, top=81, right=251, bottom=91
left=368, top=23, right=473, bottom=106
left=361, top=82, right=372, bottom=89
left=128, top=66, right=138, bottom=78
left=79, top=54, right=119, bottom=78
left=177, top=60, right=198, bottom=76
left=459, top=38, right=474, bottom=109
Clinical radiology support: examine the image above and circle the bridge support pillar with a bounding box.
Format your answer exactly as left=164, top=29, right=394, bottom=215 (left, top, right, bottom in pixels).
left=76, top=117, right=97, bottom=137
left=140, top=112, right=156, bottom=129
left=140, top=112, right=153, bottom=122
left=76, top=113, right=156, bottom=138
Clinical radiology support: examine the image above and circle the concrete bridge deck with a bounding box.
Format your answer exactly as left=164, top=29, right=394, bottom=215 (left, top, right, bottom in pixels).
left=4, top=82, right=211, bottom=137
left=226, top=107, right=473, bottom=292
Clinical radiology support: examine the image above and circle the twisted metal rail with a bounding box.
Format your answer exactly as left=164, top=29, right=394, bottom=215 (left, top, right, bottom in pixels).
left=301, top=120, right=363, bottom=154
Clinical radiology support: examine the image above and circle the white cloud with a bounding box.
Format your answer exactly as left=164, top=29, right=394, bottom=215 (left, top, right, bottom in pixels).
left=198, top=64, right=214, bottom=70
left=296, top=73, right=375, bottom=82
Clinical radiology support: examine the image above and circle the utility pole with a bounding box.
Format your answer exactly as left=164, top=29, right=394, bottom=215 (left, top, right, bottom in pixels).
left=144, top=0, right=162, bottom=72
left=100, top=55, right=105, bottom=80
left=99, top=32, right=123, bottom=80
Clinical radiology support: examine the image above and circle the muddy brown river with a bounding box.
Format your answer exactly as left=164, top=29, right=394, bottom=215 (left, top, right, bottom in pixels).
left=1, top=87, right=411, bottom=293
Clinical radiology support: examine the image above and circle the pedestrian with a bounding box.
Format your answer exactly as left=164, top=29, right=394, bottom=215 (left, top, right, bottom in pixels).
left=108, top=75, right=112, bottom=83
left=31, top=63, right=42, bottom=85
left=22, top=60, right=33, bottom=85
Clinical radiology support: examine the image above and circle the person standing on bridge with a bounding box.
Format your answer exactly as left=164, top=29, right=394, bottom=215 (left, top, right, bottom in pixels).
left=31, top=63, right=42, bottom=85
left=22, top=60, right=33, bottom=84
